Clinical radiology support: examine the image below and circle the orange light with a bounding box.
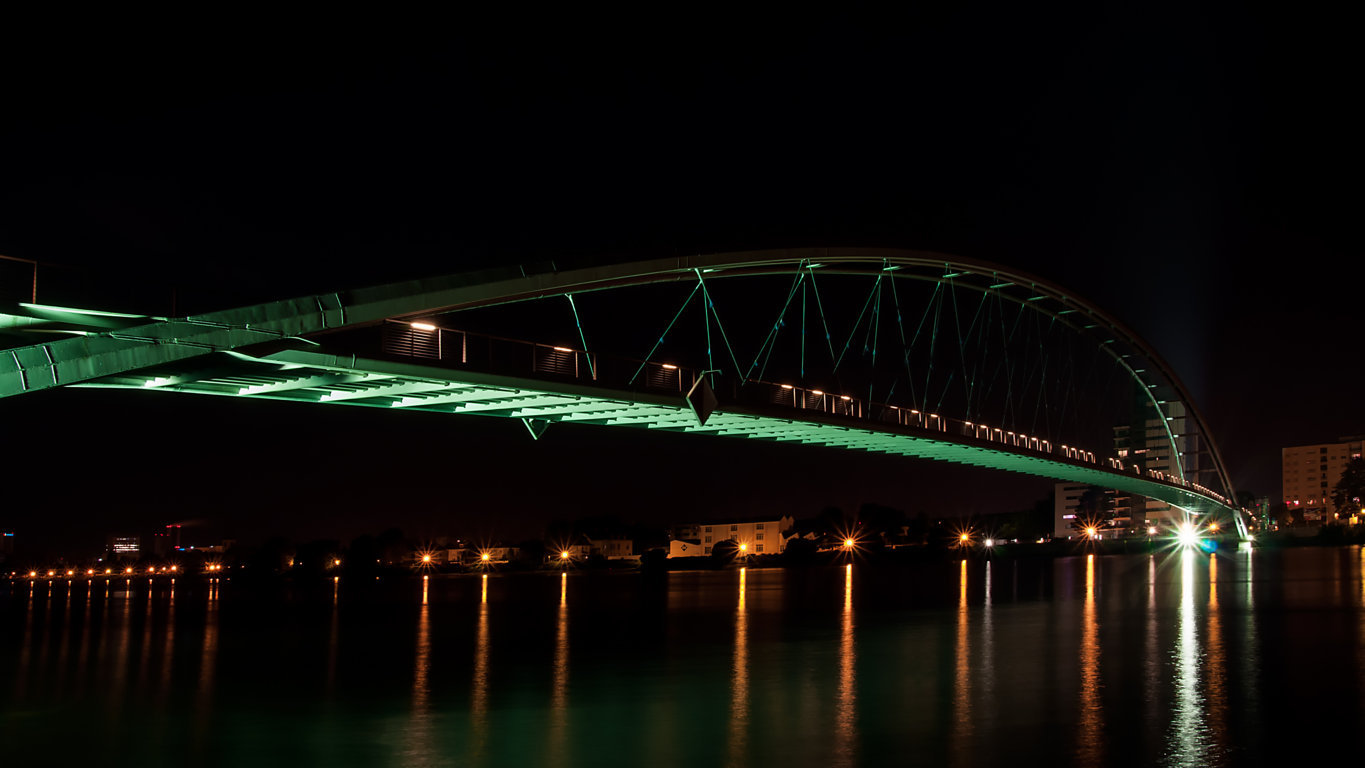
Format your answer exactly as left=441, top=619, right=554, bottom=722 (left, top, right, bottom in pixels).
left=739, top=542, right=748, bottom=552
left=844, top=538, right=855, bottom=549
left=481, top=553, right=491, bottom=562
left=422, top=554, right=432, bottom=563
left=560, top=550, right=571, bottom=560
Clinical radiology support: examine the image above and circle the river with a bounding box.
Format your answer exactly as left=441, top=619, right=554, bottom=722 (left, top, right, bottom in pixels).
left=3, top=546, right=1364, bottom=766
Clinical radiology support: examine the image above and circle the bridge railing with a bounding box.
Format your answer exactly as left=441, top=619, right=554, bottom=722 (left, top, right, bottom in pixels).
left=375, top=320, right=1229, bottom=503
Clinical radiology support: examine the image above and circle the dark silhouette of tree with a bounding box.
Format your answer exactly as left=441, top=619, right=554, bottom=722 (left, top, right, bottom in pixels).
left=1332, top=458, right=1365, bottom=518
left=1268, top=501, right=1292, bottom=527
left=1073, top=486, right=1114, bottom=533
left=781, top=537, right=818, bottom=565
left=857, top=502, right=907, bottom=543
left=710, top=538, right=740, bottom=563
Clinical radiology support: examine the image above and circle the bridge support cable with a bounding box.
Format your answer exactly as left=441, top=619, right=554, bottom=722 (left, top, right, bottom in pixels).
left=978, top=289, right=1015, bottom=431
left=564, top=294, right=595, bottom=380
left=887, top=274, right=919, bottom=411
left=744, top=265, right=807, bottom=385
left=832, top=272, right=882, bottom=374
left=804, top=264, right=839, bottom=367
left=694, top=269, right=745, bottom=387
left=629, top=280, right=702, bottom=386
left=864, top=268, right=885, bottom=404
left=954, top=286, right=990, bottom=422
left=906, top=281, right=942, bottom=417
left=800, top=279, right=807, bottom=379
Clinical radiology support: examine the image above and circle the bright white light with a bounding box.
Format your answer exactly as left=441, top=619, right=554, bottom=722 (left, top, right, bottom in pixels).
left=1176, top=522, right=1201, bottom=548
left=410, top=322, right=437, bottom=331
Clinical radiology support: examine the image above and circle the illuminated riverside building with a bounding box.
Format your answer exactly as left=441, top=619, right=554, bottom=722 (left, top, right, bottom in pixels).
left=1052, top=483, right=1133, bottom=540
left=107, top=535, right=140, bottom=560
left=1114, top=394, right=1204, bottom=530
left=587, top=538, right=635, bottom=560
left=675, top=515, right=795, bottom=556
left=1282, top=437, right=1363, bottom=523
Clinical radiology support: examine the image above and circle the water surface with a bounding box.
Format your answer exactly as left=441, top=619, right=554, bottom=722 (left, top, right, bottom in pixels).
left=4, top=546, right=1364, bottom=766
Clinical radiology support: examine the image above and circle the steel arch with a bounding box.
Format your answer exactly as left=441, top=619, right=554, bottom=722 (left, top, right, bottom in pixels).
left=0, top=247, right=1237, bottom=522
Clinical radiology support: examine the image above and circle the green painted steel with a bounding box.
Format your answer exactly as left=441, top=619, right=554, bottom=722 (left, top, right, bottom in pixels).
left=71, top=346, right=1235, bottom=520
left=0, top=248, right=1244, bottom=531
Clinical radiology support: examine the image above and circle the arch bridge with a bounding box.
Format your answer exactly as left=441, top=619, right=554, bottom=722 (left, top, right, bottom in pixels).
left=0, top=248, right=1245, bottom=538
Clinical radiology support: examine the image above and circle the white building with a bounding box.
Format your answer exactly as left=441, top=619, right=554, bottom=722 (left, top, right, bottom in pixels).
left=1115, top=398, right=1200, bottom=530
left=1052, top=483, right=1133, bottom=540
left=1282, top=437, right=1364, bottom=523
left=674, top=515, right=795, bottom=556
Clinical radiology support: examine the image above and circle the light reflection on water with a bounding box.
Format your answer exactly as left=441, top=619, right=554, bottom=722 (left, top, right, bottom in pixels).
left=3, top=549, right=1365, bottom=767
left=548, top=571, right=569, bottom=768
left=726, top=567, right=749, bottom=768
left=950, top=559, right=970, bottom=766
left=834, top=564, right=855, bottom=768
left=1077, top=554, right=1102, bottom=765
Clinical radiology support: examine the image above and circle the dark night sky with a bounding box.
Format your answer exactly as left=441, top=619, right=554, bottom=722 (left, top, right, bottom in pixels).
left=2, top=9, right=1360, bottom=556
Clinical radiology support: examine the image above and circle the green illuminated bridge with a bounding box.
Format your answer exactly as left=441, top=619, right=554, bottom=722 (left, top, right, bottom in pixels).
left=0, top=248, right=1246, bottom=537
